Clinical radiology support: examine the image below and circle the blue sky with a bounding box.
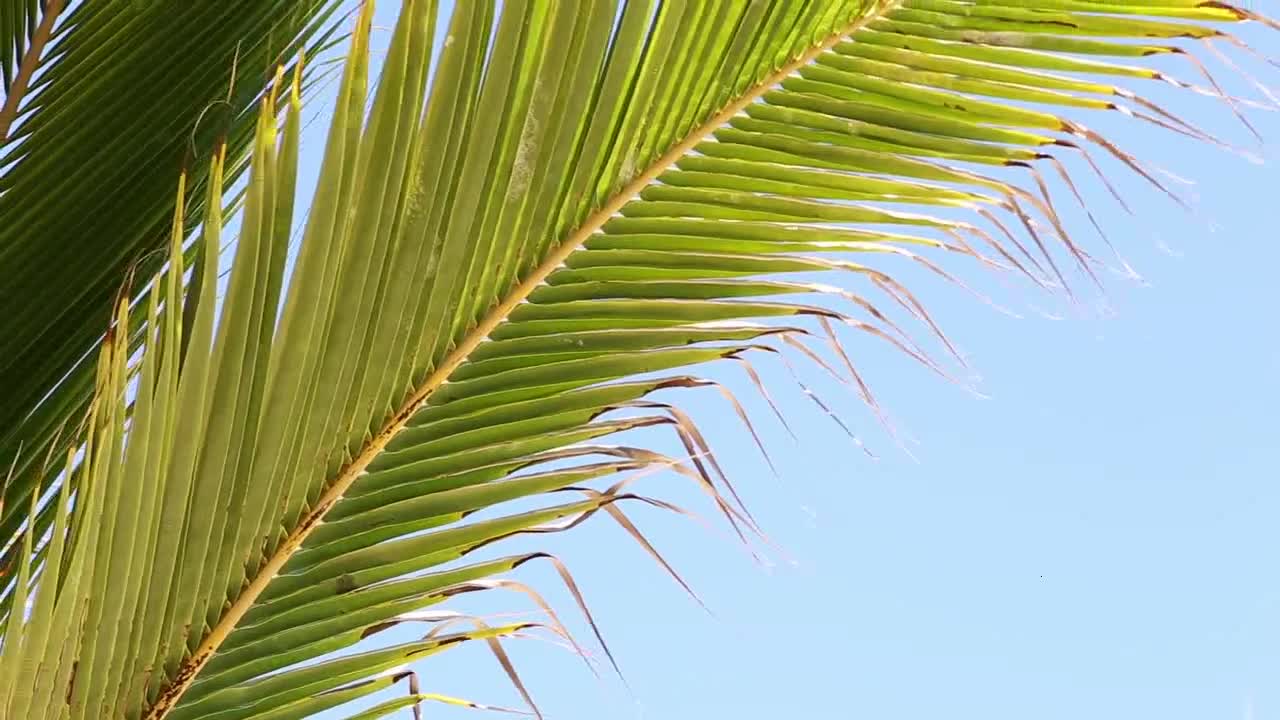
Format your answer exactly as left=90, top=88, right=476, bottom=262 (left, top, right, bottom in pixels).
left=308, top=4, right=1280, bottom=719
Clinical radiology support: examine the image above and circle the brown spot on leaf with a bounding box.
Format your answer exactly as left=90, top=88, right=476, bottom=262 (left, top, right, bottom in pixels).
left=336, top=574, right=358, bottom=594
left=65, top=661, right=78, bottom=704
left=360, top=621, right=398, bottom=640
left=1198, top=1, right=1248, bottom=20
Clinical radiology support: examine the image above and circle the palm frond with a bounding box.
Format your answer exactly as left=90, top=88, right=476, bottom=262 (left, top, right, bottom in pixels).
left=1, top=1, right=1274, bottom=719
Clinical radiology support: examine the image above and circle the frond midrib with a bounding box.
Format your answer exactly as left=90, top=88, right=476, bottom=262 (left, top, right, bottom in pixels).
left=0, top=0, right=65, bottom=142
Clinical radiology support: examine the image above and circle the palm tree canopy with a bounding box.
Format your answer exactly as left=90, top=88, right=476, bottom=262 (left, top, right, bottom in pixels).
left=1, top=1, right=1275, bottom=719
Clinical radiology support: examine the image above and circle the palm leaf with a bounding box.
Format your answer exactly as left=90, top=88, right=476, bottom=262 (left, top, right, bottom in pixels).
left=1, top=1, right=1275, bottom=718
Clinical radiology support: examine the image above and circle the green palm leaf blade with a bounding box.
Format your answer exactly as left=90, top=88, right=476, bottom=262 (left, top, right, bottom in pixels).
left=0, top=0, right=1274, bottom=718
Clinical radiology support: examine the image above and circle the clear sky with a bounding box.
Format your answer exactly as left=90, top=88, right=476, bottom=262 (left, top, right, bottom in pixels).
left=309, top=4, right=1280, bottom=719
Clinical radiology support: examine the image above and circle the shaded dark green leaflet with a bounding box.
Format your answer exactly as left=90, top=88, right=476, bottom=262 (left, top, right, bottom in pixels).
left=0, top=0, right=351, bottom=591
